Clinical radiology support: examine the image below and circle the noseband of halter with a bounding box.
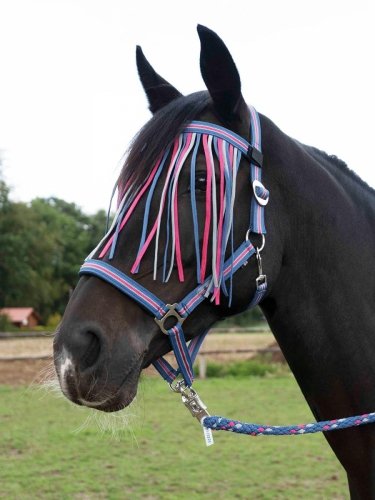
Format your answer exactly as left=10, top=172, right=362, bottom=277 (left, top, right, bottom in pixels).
left=79, top=106, right=269, bottom=387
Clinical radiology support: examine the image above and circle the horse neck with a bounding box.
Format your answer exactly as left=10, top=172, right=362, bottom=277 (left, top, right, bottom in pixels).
left=260, top=115, right=375, bottom=417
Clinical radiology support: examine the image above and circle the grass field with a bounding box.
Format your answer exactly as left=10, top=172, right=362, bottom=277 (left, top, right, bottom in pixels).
left=0, top=374, right=348, bottom=499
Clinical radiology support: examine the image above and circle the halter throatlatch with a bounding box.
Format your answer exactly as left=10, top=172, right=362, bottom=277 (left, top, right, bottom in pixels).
left=79, top=106, right=269, bottom=442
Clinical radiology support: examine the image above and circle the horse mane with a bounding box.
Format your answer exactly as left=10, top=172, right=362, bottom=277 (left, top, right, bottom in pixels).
left=119, top=91, right=211, bottom=191
left=305, top=145, right=375, bottom=196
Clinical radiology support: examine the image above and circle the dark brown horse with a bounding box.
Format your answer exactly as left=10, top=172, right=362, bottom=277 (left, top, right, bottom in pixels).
left=54, top=26, right=375, bottom=498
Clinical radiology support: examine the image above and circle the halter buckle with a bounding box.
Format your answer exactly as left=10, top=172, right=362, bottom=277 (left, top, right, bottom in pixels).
left=255, top=240, right=267, bottom=289
left=155, top=303, right=185, bottom=334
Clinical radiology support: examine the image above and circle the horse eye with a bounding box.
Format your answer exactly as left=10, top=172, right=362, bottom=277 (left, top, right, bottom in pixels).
left=195, top=172, right=207, bottom=191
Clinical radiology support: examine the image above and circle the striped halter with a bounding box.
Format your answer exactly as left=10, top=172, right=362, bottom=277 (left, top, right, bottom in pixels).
left=79, top=106, right=269, bottom=389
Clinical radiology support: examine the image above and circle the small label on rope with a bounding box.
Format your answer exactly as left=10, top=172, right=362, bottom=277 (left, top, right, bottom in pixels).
left=203, top=426, right=214, bottom=446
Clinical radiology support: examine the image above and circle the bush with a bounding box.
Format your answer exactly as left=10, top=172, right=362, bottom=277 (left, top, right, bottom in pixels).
left=46, top=313, right=62, bottom=330
left=220, top=306, right=265, bottom=328
left=0, top=314, right=17, bottom=332
left=23, top=325, right=49, bottom=332
left=205, top=359, right=277, bottom=378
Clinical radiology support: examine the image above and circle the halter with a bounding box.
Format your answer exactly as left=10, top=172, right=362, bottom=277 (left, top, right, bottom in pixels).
left=77, top=104, right=375, bottom=448
left=79, top=107, right=269, bottom=442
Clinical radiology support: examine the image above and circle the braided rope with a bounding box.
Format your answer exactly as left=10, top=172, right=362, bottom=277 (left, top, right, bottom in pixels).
left=202, top=412, right=375, bottom=436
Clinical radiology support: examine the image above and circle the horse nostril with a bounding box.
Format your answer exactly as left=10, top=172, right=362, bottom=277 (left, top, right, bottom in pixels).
left=77, top=330, right=101, bottom=371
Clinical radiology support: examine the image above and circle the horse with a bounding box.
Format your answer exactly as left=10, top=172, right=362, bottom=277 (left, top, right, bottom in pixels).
left=53, top=25, right=375, bottom=498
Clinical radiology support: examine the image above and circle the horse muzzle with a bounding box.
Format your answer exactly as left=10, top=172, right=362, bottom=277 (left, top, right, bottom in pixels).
left=53, top=321, right=145, bottom=412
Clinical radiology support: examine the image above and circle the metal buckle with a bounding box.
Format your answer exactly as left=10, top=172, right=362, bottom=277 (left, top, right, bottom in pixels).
left=256, top=274, right=267, bottom=288
left=155, top=303, right=185, bottom=334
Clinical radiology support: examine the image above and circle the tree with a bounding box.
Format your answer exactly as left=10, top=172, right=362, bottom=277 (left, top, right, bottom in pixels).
left=0, top=185, right=108, bottom=322
left=0, top=153, right=9, bottom=210
left=0, top=200, right=56, bottom=319
left=27, top=198, right=106, bottom=319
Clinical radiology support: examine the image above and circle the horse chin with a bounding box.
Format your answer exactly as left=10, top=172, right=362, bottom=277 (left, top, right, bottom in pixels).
left=56, top=352, right=143, bottom=413
left=87, top=367, right=141, bottom=413
left=84, top=384, right=138, bottom=413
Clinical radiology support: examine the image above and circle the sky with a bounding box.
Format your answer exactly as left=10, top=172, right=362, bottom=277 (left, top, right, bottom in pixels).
left=0, top=0, right=374, bottom=214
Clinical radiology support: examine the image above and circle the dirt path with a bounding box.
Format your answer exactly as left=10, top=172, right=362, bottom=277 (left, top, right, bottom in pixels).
left=0, top=337, right=53, bottom=358
left=0, top=331, right=277, bottom=386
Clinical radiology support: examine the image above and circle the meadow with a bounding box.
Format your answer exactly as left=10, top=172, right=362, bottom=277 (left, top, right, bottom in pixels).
left=0, top=373, right=348, bottom=499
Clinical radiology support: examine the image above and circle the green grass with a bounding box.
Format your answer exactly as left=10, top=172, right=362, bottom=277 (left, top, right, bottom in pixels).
left=205, top=357, right=286, bottom=378
left=0, top=376, right=348, bottom=499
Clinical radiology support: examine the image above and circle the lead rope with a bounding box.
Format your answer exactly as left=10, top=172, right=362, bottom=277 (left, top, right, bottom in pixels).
left=170, top=378, right=375, bottom=446
left=201, top=412, right=375, bottom=436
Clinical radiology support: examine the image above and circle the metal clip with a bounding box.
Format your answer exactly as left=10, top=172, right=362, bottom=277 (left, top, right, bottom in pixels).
left=255, top=238, right=267, bottom=289
left=170, top=380, right=214, bottom=445
left=169, top=377, right=186, bottom=393
left=170, top=380, right=210, bottom=422
left=181, top=386, right=210, bottom=422
left=256, top=274, right=267, bottom=288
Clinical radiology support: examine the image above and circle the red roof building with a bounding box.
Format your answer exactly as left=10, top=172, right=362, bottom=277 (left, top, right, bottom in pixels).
left=0, top=308, right=40, bottom=328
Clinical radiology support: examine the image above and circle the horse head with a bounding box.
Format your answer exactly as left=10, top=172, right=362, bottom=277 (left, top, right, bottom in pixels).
left=53, top=26, right=283, bottom=412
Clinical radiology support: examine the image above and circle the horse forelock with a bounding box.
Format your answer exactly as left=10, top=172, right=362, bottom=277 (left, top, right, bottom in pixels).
left=119, top=91, right=211, bottom=194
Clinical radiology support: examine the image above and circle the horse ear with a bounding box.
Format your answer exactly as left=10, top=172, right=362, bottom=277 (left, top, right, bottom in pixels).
left=136, top=46, right=183, bottom=114
left=197, top=25, right=245, bottom=120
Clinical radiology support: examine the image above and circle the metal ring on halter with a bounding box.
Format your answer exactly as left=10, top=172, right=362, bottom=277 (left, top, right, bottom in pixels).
left=257, top=233, right=266, bottom=253
left=245, top=231, right=265, bottom=253
left=154, top=303, right=185, bottom=334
